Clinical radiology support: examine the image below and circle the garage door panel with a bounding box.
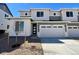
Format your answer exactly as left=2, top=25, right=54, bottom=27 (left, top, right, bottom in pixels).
left=38, top=25, right=65, bottom=37
left=68, top=26, right=79, bottom=37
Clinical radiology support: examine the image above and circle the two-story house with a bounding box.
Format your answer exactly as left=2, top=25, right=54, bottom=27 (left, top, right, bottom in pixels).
left=6, top=8, right=79, bottom=38
left=0, top=3, right=13, bottom=34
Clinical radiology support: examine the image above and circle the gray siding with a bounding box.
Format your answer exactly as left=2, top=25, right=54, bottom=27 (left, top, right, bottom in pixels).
left=77, top=16, right=79, bottom=21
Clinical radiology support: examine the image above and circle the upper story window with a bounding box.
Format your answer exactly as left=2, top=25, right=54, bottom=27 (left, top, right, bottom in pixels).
left=7, top=25, right=9, bottom=29
left=5, top=14, right=9, bottom=17
left=53, top=13, right=56, bottom=16
left=78, top=12, right=79, bottom=15
left=37, top=12, right=44, bottom=17
left=15, top=21, right=24, bottom=32
left=66, top=11, right=73, bottom=17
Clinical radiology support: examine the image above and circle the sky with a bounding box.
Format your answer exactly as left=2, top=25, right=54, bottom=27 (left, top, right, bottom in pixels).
left=7, top=3, right=79, bottom=16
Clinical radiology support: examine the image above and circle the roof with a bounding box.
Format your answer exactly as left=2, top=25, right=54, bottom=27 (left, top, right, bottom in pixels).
left=30, top=8, right=51, bottom=10
left=5, top=17, right=32, bottom=19
left=18, top=10, right=30, bottom=12
left=19, top=8, right=51, bottom=12
left=18, top=8, right=79, bottom=13
left=0, top=3, right=13, bottom=16
left=60, top=8, right=79, bottom=11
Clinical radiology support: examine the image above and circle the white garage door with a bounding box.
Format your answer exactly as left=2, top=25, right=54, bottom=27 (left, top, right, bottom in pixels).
left=68, top=26, right=79, bottom=37
left=37, top=25, right=65, bottom=37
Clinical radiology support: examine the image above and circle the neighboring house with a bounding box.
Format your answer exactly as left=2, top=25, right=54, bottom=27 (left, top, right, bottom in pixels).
left=0, top=3, right=13, bottom=34
left=6, top=8, right=79, bottom=38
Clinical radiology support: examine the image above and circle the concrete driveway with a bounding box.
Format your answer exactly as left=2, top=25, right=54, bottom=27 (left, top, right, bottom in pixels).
left=40, top=38, right=79, bottom=55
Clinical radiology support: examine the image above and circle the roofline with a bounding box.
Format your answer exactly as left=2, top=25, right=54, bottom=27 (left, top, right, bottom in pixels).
left=5, top=17, right=32, bottom=19
left=18, top=8, right=51, bottom=12
left=60, top=8, right=79, bottom=11
left=5, top=3, right=13, bottom=16
left=18, top=10, right=30, bottom=12
left=0, top=3, right=13, bottom=16
left=30, top=8, right=51, bottom=10
left=18, top=8, right=79, bottom=12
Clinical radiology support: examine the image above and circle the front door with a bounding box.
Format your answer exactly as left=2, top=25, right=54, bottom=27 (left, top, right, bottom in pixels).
left=32, top=23, right=37, bottom=36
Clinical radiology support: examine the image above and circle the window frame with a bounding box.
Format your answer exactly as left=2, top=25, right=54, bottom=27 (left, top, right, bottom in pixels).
left=15, top=21, right=24, bottom=32
left=68, top=27, right=72, bottom=29
left=5, top=14, right=9, bottom=17
left=58, top=26, right=63, bottom=28
left=73, top=27, right=77, bottom=29
left=78, top=12, right=79, bottom=15
left=53, top=26, right=57, bottom=28
left=41, top=26, right=46, bottom=28
left=37, top=11, right=44, bottom=17
left=7, top=25, right=9, bottom=29
left=47, top=26, right=51, bottom=28
left=66, top=11, right=73, bottom=17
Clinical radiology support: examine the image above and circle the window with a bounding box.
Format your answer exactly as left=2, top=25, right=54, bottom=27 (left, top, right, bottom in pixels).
left=78, top=12, right=79, bottom=15
left=68, top=27, right=72, bottom=29
left=25, top=13, right=27, bottom=15
left=53, top=26, right=57, bottom=28
left=58, top=26, right=62, bottom=28
left=47, top=26, right=51, bottom=28
left=8, top=19, right=10, bottom=20
left=41, top=26, right=46, bottom=28
left=7, top=25, right=9, bottom=29
left=15, top=21, right=24, bottom=31
left=66, top=12, right=73, bottom=17
left=73, top=27, right=77, bottom=29
left=15, top=21, right=19, bottom=31
left=1, top=24, right=3, bottom=25
left=53, top=13, right=56, bottom=16
left=37, top=12, right=44, bottom=17
left=5, top=14, right=9, bottom=17
left=19, top=21, right=24, bottom=31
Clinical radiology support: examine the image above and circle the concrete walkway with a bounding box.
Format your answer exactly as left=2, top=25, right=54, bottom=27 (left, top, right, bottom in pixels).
left=41, top=38, right=79, bottom=55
